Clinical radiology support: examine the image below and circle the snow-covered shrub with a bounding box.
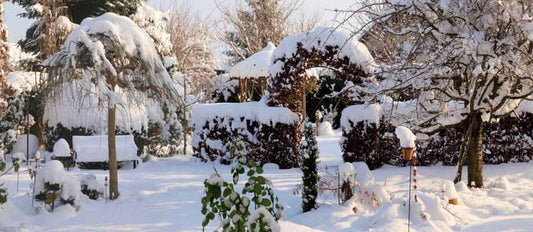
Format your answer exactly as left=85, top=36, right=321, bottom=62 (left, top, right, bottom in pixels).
left=34, top=161, right=82, bottom=211
left=300, top=123, right=319, bottom=212
left=201, top=140, right=283, bottom=231
left=341, top=103, right=533, bottom=168
left=80, top=174, right=103, bottom=200
left=192, top=102, right=301, bottom=168
left=53, top=138, right=71, bottom=157
left=339, top=162, right=356, bottom=203
left=340, top=104, right=382, bottom=169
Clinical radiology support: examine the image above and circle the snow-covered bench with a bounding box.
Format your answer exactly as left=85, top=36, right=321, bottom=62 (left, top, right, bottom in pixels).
left=72, top=135, right=139, bottom=169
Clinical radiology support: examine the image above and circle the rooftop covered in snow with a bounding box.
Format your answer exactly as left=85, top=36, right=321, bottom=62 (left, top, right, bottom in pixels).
left=228, top=42, right=276, bottom=79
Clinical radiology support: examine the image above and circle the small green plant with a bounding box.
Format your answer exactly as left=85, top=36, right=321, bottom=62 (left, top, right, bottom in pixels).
left=301, top=122, right=320, bottom=212
left=201, top=138, right=283, bottom=231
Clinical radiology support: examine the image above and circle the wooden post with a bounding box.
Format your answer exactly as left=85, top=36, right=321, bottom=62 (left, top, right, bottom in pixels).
left=108, top=84, right=119, bottom=200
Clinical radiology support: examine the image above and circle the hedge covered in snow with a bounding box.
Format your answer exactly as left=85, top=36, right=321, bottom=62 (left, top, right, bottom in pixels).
left=191, top=102, right=300, bottom=168
left=341, top=102, right=533, bottom=169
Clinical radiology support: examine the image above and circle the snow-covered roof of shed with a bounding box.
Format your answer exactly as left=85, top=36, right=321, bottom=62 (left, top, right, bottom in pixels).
left=229, top=42, right=276, bottom=79
left=270, top=27, right=375, bottom=76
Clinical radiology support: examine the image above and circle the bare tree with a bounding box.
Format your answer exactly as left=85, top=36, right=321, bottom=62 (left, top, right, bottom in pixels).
left=216, top=0, right=317, bottom=63
left=349, top=0, right=533, bottom=188
left=167, top=5, right=216, bottom=100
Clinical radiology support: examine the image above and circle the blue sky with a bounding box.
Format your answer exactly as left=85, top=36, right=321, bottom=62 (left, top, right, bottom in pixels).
left=5, top=0, right=356, bottom=43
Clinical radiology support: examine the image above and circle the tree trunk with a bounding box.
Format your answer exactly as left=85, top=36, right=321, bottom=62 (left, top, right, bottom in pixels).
left=466, top=112, right=484, bottom=188
left=108, top=96, right=120, bottom=200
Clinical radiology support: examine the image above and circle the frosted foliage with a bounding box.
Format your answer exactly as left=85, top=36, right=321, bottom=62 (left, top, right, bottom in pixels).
left=45, top=13, right=179, bottom=106
left=365, top=0, right=533, bottom=131
left=131, top=4, right=173, bottom=58
left=394, top=126, right=416, bottom=148
left=53, top=139, right=71, bottom=157
left=247, top=207, right=281, bottom=232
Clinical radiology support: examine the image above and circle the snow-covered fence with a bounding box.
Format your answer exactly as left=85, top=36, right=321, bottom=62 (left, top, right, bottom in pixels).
left=341, top=102, right=533, bottom=169
left=72, top=135, right=139, bottom=168
left=191, top=102, right=300, bottom=168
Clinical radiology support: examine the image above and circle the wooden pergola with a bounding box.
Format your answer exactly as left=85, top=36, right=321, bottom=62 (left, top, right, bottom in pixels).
left=228, top=43, right=276, bottom=102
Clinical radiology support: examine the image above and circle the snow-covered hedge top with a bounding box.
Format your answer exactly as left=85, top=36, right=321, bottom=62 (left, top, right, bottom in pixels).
left=270, top=27, right=375, bottom=76
left=192, top=102, right=299, bottom=127
left=341, top=104, right=381, bottom=130
left=229, top=42, right=276, bottom=79
left=6, top=71, right=38, bottom=95
left=395, top=126, right=416, bottom=148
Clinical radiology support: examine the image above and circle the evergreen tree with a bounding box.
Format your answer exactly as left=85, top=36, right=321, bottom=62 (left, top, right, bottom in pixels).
left=0, top=0, right=10, bottom=104
left=301, top=122, right=319, bottom=212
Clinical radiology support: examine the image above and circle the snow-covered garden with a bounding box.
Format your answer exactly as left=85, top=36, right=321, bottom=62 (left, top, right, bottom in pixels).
left=1, top=0, right=532, bottom=231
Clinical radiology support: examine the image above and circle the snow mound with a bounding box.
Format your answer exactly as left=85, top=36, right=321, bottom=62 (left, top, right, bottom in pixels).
left=353, top=162, right=373, bottom=186
left=444, top=181, right=458, bottom=200
left=12, top=134, right=39, bottom=159
left=230, top=42, right=276, bottom=78
left=61, top=175, right=82, bottom=207
left=455, top=181, right=469, bottom=192
left=491, top=177, right=511, bottom=190
left=395, top=126, right=416, bottom=148
left=339, top=162, right=356, bottom=183
left=53, top=139, right=71, bottom=157
left=341, top=104, right=381, bottom=131
left=317, top=122, right=335, bottom=136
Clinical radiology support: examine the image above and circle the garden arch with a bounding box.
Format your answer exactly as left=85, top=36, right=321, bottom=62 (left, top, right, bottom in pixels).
left=266, top=27, right=376, bottom=119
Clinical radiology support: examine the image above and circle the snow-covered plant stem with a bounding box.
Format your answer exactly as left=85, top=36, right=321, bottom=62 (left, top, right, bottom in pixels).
left=300, top=122, right=319, bottom=212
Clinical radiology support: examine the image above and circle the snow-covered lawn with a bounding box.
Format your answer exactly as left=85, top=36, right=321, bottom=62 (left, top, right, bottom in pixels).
left=1, top=135, right=532, bottom=231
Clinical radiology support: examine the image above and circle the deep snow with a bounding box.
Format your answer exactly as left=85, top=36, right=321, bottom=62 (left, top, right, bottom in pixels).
left=1, top=134, right=532, bottom=231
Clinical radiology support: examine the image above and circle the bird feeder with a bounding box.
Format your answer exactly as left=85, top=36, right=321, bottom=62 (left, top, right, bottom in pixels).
left=402, top=147, right=415, bottom=161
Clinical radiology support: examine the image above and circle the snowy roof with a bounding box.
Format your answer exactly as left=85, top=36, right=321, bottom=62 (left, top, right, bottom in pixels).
left=229, top=43, right=276, bottom=79
left=73, top=135, right=138, bottom=162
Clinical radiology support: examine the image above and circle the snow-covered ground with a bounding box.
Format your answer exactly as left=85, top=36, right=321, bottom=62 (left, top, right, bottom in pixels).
left=1, top=134, right=532, bottom=231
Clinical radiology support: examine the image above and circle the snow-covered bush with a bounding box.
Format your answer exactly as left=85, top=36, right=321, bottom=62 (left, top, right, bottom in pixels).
left=300, top=123, right=319, bottom=212
left=341, top=103, right=533, bottom=169
left=340, top=104, right=382, bottom=169
left=53, top=138, right=71, bottom=157
left=201, top=140, right=283, bottom=231
left=35, top=161, right=82, bottom=211
left=339, top=162, right=356, bottom=203
left=80, top=174, right=102, bottom=200
left=192, top=102, right=301, bottom=168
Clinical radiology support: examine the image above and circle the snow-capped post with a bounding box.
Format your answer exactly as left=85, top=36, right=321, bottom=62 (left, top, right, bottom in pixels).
left=395, top=126, right=417, bottom=232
